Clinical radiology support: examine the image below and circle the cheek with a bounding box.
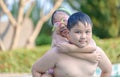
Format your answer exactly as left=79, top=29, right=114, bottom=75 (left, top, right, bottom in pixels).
left=87, top=34, right=92, bottom=38
left=87, top=34, right=92, bottom=42
left=69, top=33, right=79, bottom=42
left=69, top=33, right=74, bottom=41
left=74, top=34, right=80, bottom=40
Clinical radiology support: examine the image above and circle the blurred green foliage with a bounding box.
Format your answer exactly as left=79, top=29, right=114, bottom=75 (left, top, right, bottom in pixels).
left=36, top=34, right=52, bottom=45
left=35, top=21, right=53, bottom=45
left=30, top=0, right=40, bottom=25
left=11, top=0, right=19, bottom=18
left=67, top=0, right=120, bottom=38
left=0, top=45, right=50, bottom=73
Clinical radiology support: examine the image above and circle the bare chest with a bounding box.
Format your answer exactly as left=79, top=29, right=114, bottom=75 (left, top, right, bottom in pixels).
left=54, top=53, right=98, bottom=77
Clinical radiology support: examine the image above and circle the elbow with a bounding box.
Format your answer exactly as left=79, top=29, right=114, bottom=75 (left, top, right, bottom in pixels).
left=103, top=64, right=112, bottom=75
left=31, top=63, right=40, bottom=77
left=108, top=63, right=112, bottom=73
left=31, top=64, right=37, bottom=74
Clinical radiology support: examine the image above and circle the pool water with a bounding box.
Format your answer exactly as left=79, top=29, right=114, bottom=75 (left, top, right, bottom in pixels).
left=94, top=64, right=120, bottom=77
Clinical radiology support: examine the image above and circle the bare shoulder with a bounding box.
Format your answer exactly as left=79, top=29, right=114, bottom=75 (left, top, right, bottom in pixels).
left=96, top=46, right=108, bottom=58
left=96, top=46, right=111, bottom=64
left=32, top=47, right=60, bottom=72
left=44, top=47, right=60, bottom=58
left=35, top=47, right=60, bottom=65
left=96, top=46, right=103, bottom=52
left=96, top=46, right=106, bottom=55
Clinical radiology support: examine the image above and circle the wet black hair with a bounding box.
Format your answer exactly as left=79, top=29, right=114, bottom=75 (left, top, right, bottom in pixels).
left=67, top=12, right=93, bottom=30
left=51, top=8, right=71, bottom=25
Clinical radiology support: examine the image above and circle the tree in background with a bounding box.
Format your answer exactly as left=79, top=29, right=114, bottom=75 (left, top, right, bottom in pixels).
left=0, top=0, right=63, bottom=51
left=67, top=0, right=120, bottom=38
left=1, top=0, right=120, bottom=51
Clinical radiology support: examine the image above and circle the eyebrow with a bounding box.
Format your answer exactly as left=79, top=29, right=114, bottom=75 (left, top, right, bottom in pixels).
left=86, top=29, right=91, bottom=30
left=73, top=28, right=92, bottom=31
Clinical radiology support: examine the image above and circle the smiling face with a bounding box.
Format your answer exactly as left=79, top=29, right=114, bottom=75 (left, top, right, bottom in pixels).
left=53, top=11, right=69, bottom=26
left=53, top=11, right=70, bottom=37
left=68, top=21, right=92, bottom=48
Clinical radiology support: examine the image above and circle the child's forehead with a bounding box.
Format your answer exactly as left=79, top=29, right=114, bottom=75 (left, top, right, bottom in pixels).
left=55, top=11, right=67, bottom=15
left=73, top=21, right=92, bottom=29
left=53, top=11, right=69, bottom=22
left=54, top=11, right=68, bottom=18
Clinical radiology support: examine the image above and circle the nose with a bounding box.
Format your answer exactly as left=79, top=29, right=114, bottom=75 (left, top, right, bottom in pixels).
left=80, top=33, right=86, bottom=39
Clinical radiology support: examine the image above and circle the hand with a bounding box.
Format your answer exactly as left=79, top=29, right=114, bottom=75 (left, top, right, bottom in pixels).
left=41, top=69, right=54, bottom=77
left=88, top=51, right=101, bottom=63
left=56, top=42, right=70, bottom=53
left=41, top=74, right=53, bottom=77
left=96, top=51, right=101, bottom=62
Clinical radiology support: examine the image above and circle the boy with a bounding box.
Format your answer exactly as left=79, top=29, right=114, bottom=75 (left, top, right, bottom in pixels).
left=32, top=12, right=112, bottom=77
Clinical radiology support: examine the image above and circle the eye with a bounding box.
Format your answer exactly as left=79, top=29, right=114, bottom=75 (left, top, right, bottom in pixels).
left=86, top=31, right=91, bottom=34
left=75, top=31, right=81, bottom=33
left=61, top=18, right=67, bottom=23
left=62, top=19, right=66, bottom=22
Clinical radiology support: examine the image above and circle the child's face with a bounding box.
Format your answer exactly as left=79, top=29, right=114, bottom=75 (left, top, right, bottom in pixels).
left=54, top=11, right=69, bottom=37
left=54, top=11, right=69, bottom=26
left=68, top=21, right=92, bottom=48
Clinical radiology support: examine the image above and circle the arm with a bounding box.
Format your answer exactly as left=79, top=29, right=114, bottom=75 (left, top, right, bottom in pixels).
left=31, top=48, right=57, bottom=77
left=66, top=51, right=101, bottom=63
left=56, top=42, right=99, bottom=63
left=97, top=47, right=112, bottom=77
left=41, top=73, right=53, bottom=77
left=57, top=39, right=96, bottom=53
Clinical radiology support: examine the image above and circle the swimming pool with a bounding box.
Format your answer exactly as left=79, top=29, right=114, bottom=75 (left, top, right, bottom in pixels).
left=94, top=63, right=120, bottom=77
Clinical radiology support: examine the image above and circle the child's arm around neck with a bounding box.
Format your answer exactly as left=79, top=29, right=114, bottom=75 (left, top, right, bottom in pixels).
left=56, top=38, right=97, bottom=53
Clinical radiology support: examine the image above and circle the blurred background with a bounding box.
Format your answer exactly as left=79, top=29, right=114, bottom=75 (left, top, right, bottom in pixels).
left=0, top=0, right=120, bottom=75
